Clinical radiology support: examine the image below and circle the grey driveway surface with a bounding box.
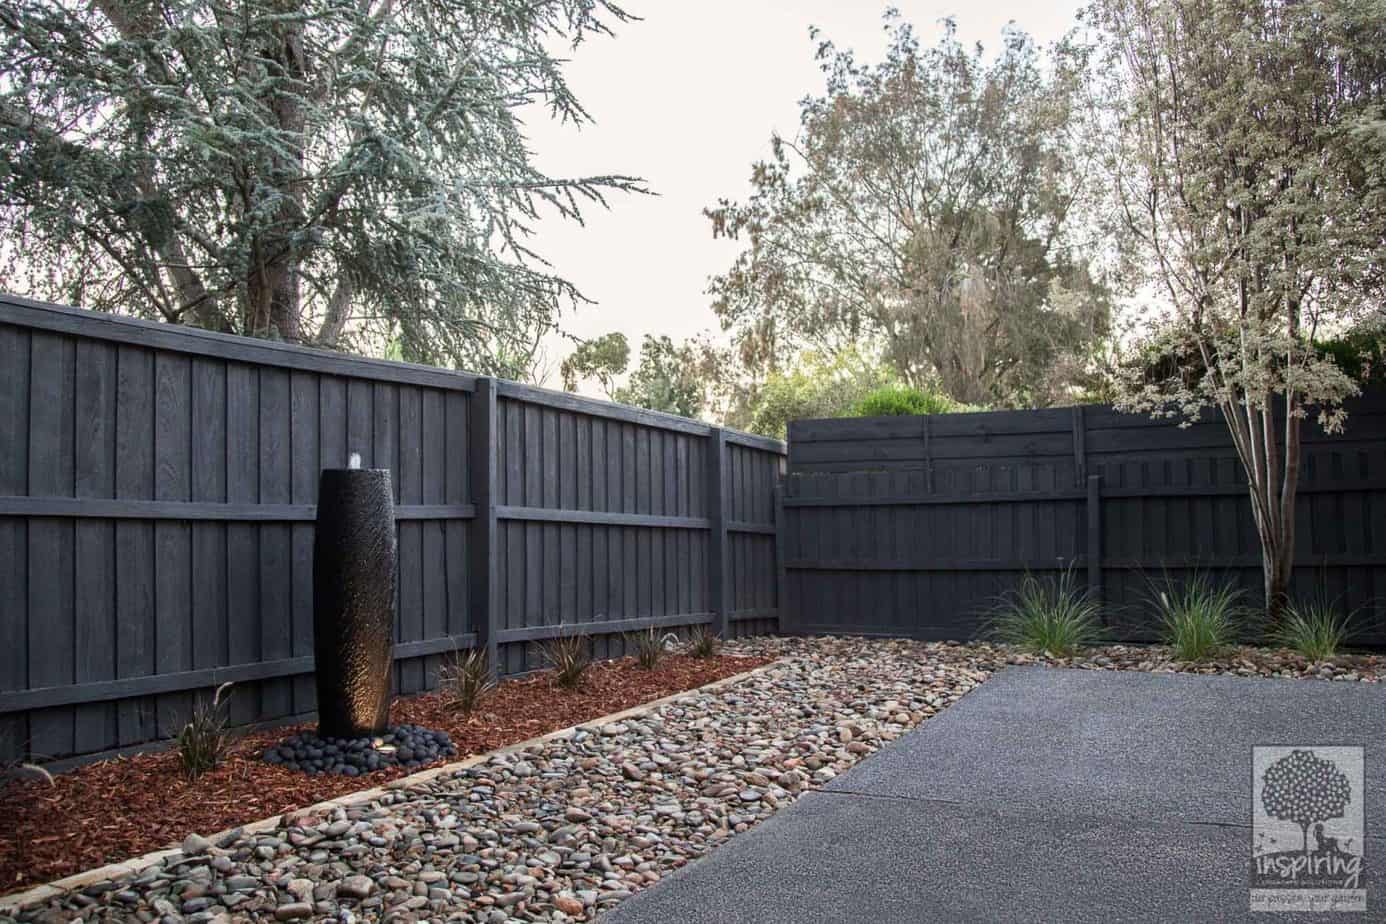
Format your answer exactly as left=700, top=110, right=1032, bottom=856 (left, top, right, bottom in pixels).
left=603, top=666, right=1386, bottom=923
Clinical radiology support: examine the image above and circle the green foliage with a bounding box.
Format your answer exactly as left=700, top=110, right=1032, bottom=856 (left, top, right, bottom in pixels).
left=1148, top=575, right=1243, bottom=661
left=1316, top=328, right=1386, bottom=388
left=848, top=385, right=969, bottom=418
left=732, top=349, right=893, bottom=438
left=438, top=645, right=496, bottom=717
left=614, top=335, right=705, bottom=418
left=706, top=14, right=1117, bottom=408
left=720, top=349, right=893, bottom=438
left=177, top=682, right=233, bottom=780
left=1272, top=599, right=1357, bottom=662
left=539, top=627, right=591, bottom=689
left=987, top=571, right=1104, bottom=657
left=0, top=0, right=644, bottom=377
left=685, top=626, right=721, bottom=659
left=627, top=627, right=675, bottom=670
left=561, top=332, right=631, bottom=396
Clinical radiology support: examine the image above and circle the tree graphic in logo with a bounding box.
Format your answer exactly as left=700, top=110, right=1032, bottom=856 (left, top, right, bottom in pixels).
left=1261, top=749, right=1353, bottom=856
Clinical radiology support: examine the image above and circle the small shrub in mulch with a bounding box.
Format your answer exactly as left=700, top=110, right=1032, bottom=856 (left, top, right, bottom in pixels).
left=538, top=628, right=592, bottom=688
left=0, top=653, right=768, bottom=893
left=176, top=682, right=233, bottom=780
left=437, top=646, right=496, bottom=716
left=628, top=627, right=677, bottom=669
left=686, top=626, right=721, bottom=658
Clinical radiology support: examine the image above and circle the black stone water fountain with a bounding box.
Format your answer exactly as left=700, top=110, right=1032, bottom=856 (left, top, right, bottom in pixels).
left=313, top=455, right=397, bottom=738
left=263, top=454, right=456, bottom=776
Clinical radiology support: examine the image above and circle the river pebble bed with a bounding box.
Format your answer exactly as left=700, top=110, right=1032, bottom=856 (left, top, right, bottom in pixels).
left=12, top=635, right=1385, bottom=923
left=11, top=638, right=994, bottom=923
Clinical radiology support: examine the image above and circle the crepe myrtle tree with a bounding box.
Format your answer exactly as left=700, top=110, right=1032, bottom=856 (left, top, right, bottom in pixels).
left=0, top=0, right=644, bottom=378
left=1095, top=0, right=1386, bottom=621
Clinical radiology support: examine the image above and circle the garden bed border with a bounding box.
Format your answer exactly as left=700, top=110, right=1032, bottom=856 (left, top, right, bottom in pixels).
left=0, top=660, right=776, bottom=913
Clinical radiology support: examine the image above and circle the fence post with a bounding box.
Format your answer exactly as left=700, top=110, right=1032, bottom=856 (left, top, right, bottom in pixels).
left=1072, top=405, right=1086, bottom=486
left=773, top=477, right=788, bottom=634
left=469, top=377, right=499, bottom=676
left=707, top=427, right=729, bottom=639
left=1086, top=473, right=1103, bottom=613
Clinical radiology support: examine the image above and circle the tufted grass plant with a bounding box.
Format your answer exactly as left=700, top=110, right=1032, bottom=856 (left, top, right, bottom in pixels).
left=177, top=682, right=233, bottom=779
left=685, top=625, right=721, bottom=659
left=539, top=626, right=591, bottom=689
left=1272, top=597, right=1357, bottom=662
left=628, top=627, right=678, bottom=669
left=438, top=644, right=495, bottom=716
left=987, top=570, right=1103, bottom=657
left=1149, top=573, right=1244, bottom=661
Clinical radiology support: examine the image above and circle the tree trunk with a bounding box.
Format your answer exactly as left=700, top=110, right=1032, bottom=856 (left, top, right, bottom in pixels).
left=1264, top=547, right=1292, bottom=629
left=245, top=13, right=308, bottom=343
left=1223, top=390, right=1300, bottom=633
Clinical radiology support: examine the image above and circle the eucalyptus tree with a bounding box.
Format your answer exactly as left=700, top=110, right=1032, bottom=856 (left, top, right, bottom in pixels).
left=613, top=334, right=705, bottom=418
left=0, top=0, right=642, bottom=376
left=560, top=331, right=629, bottom=396
left=1095, top=0, right=1386, bottom=618
left=706, top=16, right=1122, bottom=407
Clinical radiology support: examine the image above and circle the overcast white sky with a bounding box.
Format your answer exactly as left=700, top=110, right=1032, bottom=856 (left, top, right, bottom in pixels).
left=522, top=0, right=1086, bottom=388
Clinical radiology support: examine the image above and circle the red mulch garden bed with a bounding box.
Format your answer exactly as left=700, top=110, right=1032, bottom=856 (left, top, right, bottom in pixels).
left=0, top=653, right=769, bottom=893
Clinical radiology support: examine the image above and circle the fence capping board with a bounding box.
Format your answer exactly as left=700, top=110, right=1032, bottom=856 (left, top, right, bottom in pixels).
left=723, top=429, right=787, bottom=454
left=0, top=293, right=480, bottom=392
left=494, top=380, right=786, bottom=454
left=496, top=380, right=710, bottom=436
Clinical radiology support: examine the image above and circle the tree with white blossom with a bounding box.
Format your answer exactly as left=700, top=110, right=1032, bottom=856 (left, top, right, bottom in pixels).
left=1093, top=0, right=1386, bottom=620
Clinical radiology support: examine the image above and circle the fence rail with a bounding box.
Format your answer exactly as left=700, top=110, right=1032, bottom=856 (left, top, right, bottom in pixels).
left=783, top=397, right=1386, bottom=644
left=0, top=295, right=785, bottom=763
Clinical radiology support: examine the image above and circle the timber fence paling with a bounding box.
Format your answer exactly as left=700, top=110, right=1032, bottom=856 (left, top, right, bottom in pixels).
left=782, top=395, right=1386, bottom=644
left=0, top=294, right=785, bottom=763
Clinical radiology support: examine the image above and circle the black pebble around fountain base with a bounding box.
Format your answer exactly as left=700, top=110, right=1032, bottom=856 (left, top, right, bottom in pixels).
left=262, top=725, right=457, bottom=776
left=313, top=467, right=397, bottom=739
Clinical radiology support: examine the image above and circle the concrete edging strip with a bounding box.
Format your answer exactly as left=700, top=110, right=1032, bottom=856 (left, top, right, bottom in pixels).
left=0, top=660, right=776, bottom=914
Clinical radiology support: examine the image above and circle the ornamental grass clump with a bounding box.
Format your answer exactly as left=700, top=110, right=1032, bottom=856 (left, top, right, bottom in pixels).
left=629, top=627, right=676, bottom=670
left=686, top=625, right=721, bottom=658
left=177, top=682, right=233, bottom=780
left=1149, top=574, right=1243, bottom=661
left=987, top=570, right=1103, bottom=657
left=438, top=644, right=495, bottom=716
left=1272, top=598, right=1356, bottom=662
left=539, top=627, right=591, bottom=689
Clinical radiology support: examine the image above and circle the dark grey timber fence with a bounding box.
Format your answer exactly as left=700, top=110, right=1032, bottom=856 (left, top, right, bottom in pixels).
left=783, top=396, right=1386, bottom=644
left=0, top=295, right=784, bottom=763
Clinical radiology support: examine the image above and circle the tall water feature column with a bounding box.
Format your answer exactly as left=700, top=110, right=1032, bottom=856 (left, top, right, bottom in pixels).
left=312, top=453, right=397, bottom=738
